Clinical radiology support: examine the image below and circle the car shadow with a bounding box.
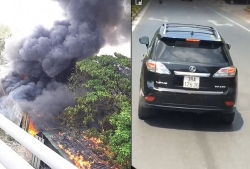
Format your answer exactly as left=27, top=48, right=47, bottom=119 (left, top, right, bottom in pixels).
left=144, top=109, right=244, bottom=132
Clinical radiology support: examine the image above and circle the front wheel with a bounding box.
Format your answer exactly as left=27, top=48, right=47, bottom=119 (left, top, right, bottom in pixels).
left=220, top=112, right=235, bottom=124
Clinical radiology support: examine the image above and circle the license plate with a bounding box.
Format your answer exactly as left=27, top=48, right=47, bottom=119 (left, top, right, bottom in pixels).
left=183, top=76, right=200, bottom=89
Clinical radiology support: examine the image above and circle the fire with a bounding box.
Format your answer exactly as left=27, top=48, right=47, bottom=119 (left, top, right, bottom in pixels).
left=32, top=109, right=43, bottom=117
left=83, top=136, right=111, bottom=165
left=23, top=75, right=28, bottom=80
left=58, top=144, right=93, bottom=169
left=28, top=119, right=39, bottom=137
left=83, top=136, right=103, bottom=145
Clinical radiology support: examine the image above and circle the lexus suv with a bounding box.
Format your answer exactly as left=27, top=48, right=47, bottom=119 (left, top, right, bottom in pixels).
left=138, top=23, right=238, bottom=124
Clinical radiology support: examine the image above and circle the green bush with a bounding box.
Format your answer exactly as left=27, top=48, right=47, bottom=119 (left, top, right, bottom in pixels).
left=61, top=53, right=131, bottom=168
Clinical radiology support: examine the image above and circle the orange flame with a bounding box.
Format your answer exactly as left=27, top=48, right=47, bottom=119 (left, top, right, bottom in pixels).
left=84, top=136, right=102, bottom=145
left=58, top=144, right=93, bottom=169
left=28, top=119, right=39, bottom=137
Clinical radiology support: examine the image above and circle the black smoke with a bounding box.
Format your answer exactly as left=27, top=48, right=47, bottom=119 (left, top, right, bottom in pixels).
left=1, top=0, right=130, bottom=130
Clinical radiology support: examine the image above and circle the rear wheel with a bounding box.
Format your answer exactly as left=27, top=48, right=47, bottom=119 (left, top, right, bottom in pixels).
left=138, top=106, right=152, bottom=120
left=221, top=112, right=235, bottom=124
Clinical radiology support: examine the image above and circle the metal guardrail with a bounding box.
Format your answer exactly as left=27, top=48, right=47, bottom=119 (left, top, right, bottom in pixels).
left=0, top=114, right=78, bottom=169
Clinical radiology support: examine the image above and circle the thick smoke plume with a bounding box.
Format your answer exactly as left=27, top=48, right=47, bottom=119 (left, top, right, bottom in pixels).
left=1, top=0, right=130, bottom=130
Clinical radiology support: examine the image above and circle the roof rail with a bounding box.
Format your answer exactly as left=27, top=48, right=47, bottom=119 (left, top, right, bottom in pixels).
left=165, top=23, right=214, bottom=30
left=162, top=23, right=167, bottom=34
left=164, top=30, right=214, bottom=35
left=162, top=23, right=221, bottom=39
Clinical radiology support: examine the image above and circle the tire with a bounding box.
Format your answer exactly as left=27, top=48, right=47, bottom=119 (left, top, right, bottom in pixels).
left=138, top=106, right=152, bottom=120
left=221, top=112, right=235, bottom=124
left=230, top=0, right=234, bottom=4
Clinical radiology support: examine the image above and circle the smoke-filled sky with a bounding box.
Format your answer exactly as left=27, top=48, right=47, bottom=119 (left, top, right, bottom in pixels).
left=0, top=0, right=131, bottom=130
left=0, top=0, right=130, bottom=57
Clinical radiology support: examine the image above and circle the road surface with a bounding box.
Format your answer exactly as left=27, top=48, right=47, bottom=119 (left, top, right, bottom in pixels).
left=132, top=0, right=250, bottom=169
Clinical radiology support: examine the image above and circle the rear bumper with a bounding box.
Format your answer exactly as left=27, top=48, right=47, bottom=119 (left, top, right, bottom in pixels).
left=139, top=87, right=237, bottom=113
left=140, top=102, right=235, bottom=113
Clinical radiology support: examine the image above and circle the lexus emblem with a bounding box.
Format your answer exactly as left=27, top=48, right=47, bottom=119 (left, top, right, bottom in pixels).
left=189, top=66, right=196, bottom=72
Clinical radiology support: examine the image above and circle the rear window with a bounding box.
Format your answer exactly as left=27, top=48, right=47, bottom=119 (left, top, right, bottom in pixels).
left=155, top=38, right=228, bottom=64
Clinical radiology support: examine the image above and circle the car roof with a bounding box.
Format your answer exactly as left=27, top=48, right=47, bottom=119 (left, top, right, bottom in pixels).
left=158, top=23, right=222, bottom=41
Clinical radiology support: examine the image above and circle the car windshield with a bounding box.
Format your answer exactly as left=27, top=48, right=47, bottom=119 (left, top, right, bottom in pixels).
left=155, top=38, right=229, bottom=64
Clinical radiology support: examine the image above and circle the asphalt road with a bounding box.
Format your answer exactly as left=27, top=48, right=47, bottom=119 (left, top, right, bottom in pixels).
left=132, top=0, right=250, bottom=169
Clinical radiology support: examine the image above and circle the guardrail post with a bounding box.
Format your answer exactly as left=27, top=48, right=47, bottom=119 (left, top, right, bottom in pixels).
left=31, top=135, right=44, bottom=169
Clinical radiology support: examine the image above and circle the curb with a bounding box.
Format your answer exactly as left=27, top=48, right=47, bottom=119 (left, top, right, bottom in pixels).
left=132, top=0, right=150, bottom=21
left=208, top=0, right=249, bottom=14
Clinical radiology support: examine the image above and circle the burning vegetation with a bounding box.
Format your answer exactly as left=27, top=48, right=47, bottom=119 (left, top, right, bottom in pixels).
left=52, top=131, right=111, bottom=169
left=61, top=55, right=131, bottom=168
left=1, top=0, right=130, bottom=131
left=58, top=144, right=93, bottom=169
left=0, top=0, right=131, bottom=168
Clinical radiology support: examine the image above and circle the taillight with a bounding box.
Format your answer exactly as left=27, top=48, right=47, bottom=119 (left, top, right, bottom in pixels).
left=213, top=67, right=236, bottom=78
left=225, top=101, right=234, bottom=107
left=186, top=39, right=200, bottom=43
left=146, top=60, right=171, bottom=74
left=145, top=96, right=155, bottom=102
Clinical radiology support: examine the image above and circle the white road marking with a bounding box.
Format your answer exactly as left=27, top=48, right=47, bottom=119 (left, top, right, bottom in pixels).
left=148, top=17, right=168, bottom=22
left=207, top=20, right=233, bottom=26
left=132, top=1, right=152, bottom=32
left=207, top=6, right=250, bottom=33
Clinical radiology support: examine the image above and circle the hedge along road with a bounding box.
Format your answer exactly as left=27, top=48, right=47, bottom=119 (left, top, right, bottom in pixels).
left=132, top=0, right=250, bottom=169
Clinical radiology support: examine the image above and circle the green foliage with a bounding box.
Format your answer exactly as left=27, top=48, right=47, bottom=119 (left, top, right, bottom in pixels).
left=109, top=102, right=131, bottom=166
left=0, top=24, right=11, bottom=65
left=0, top=24, right=11, bottom=56
left=132, top=0, right=149, bottom=17
left=61, top=53, right=131, bottom=168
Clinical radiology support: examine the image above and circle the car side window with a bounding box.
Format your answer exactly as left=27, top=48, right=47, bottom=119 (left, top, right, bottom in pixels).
left=147, top=35, right=156, bottom=56
left=147, top=37, right=158, bottom=59
left=149, top=32, right=158, bottom=48
left=147, top=31, right=159, bottom=52
left=148, top=37, right=160, bottom=59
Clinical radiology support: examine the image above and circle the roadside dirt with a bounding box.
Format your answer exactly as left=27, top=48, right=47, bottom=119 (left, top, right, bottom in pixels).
left=206, top=0, right=250, bottom=22
left=0, top=129, right=32, bottom=163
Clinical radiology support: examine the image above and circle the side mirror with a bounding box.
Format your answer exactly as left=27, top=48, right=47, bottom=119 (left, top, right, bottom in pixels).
left=226, top=43, right=231, bottom=50
left=139, top=36, right=149, bottom=48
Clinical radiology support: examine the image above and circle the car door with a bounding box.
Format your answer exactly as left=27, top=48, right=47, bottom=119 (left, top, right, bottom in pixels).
left=140, top=30, right=159, bottom=92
